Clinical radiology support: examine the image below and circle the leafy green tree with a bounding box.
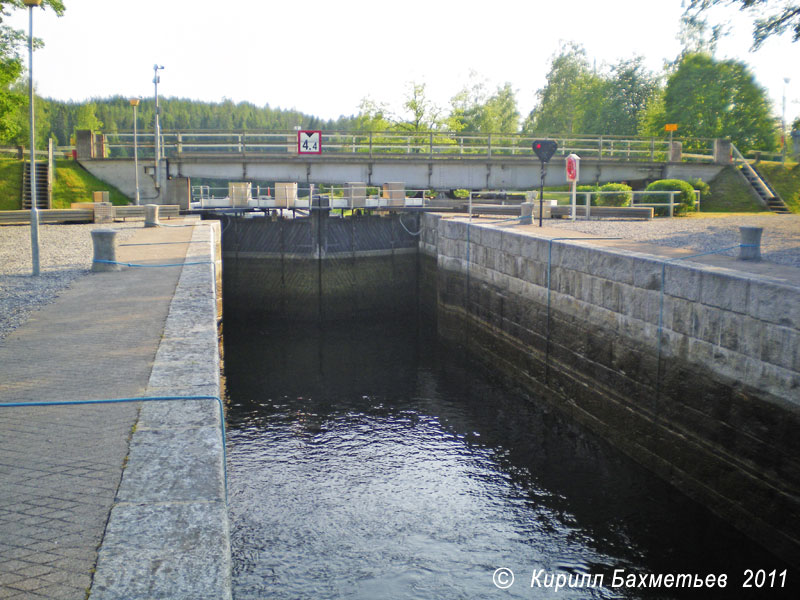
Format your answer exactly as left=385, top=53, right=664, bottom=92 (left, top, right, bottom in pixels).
left=354, top=97, right=393, bottom=132
left=586, top=58, right=660, bottom=136
left=448, top=78, right=520, bottom=133
left=684, top=0, right=800, bottom=49
left=398, top=82, right=441, bottom=132
left=523, top=42, right=600, bottom=134
left=659, top=52, right=776, bottom=152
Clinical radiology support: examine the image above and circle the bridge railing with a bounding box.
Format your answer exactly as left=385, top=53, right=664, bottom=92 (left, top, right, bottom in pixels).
left=102, top=130, right=717, bottom=163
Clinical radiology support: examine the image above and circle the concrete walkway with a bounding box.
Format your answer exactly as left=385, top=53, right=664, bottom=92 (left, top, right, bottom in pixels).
left=0, top=221, right=194, bottom=599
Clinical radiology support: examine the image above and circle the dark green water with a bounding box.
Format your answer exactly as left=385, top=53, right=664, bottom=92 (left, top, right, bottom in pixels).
left=223, top=317, right=796, bottom=599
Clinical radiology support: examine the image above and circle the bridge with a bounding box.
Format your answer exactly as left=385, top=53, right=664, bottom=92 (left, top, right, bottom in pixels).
left=73, top=130, right=751, bottom=207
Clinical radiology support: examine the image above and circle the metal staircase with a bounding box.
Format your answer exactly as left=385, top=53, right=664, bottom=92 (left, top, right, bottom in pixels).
left=731, top=146, right=791, bottom=214
left=22, top=161, right=50, bottom=210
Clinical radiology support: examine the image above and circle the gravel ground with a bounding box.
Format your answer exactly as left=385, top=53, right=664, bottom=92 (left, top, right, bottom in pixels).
left=0, top=223, right=138, bottom=341
left=544, top=214, right=800, bottom=267
left=1, top=215, right=798, bottom=341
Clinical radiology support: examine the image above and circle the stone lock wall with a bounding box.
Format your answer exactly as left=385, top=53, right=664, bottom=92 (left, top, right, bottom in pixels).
left=422, top=212, right=800, bottom=566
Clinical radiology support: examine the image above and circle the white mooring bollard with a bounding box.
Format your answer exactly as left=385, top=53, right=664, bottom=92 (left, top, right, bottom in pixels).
left=91, top=228, right=121, bottom=272
left=145, top=204, right=160, bottom=228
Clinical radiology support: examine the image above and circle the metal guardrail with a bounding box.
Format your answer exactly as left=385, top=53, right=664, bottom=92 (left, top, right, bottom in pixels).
left=98, top=130, right=718, bottom=163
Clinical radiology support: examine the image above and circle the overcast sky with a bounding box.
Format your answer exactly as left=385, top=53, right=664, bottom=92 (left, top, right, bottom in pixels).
left=6, top=0, right=799, bottom=124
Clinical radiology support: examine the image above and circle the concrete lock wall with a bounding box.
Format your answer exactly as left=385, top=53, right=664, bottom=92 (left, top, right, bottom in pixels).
left=421, top=212, right=800, bottom=566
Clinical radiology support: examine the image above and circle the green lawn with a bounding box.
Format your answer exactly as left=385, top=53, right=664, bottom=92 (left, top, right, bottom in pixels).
left=51, top=160, right=130, bottom=208
left=0, top=159, right=24, bottom=211
left=755, top=161, right=800, bottom=214
left=701, top=166, right=767, bottom=213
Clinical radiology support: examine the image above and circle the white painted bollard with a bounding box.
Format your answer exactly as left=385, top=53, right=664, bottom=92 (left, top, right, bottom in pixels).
left=520, top=202, right=533, bottom=225
left=739, top=226, right=762, bottom=261
left=145, top=204, right=160, bottom=228
left=91, top=228, right=121, bottom=272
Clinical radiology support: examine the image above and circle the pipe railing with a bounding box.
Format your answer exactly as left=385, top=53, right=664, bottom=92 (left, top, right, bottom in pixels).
left=98, top=130, right=717, bottom=162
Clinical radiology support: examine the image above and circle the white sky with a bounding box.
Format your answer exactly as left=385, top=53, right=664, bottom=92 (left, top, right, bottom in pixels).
left=6, top=0, right=800, bottom=125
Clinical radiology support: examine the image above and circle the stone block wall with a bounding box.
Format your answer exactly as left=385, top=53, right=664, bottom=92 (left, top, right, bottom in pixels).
left=423, top=212, right=800, bottom=566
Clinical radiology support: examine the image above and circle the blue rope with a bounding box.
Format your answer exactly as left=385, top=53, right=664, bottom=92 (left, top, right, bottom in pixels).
left=93, top=259, right=213, bottom=268
left=0, top=395, right=228, bottom=503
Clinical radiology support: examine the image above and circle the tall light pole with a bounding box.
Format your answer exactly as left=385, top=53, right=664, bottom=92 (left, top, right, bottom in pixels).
left=25, top=0, right=42, bottom=277
left=782, top=77, right=790, bottom=165
left=130, top=98, right=141, bottom=205
left=153, top=64, right=164, bottom=189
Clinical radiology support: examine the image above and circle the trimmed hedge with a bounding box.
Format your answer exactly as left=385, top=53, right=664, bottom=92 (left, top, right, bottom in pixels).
left=645, top=179, right=696, bottom=216
left=596, top=183, right=632, bottom=207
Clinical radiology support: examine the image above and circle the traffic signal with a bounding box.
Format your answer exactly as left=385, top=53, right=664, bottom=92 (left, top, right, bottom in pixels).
left=532, top=140, right=558, bottom=163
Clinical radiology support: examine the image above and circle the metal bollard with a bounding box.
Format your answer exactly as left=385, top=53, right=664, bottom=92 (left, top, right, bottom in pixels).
left=91, top=228, right=121, bottom=271
left=145, top=204, right=160, bottom=228
left=739, top=226, right=762, bottom=261
left=520, top=202, right=533, bottom=225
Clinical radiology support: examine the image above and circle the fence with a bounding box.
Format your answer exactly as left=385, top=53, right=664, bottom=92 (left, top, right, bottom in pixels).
left=100, top=130, right=718, bottom=163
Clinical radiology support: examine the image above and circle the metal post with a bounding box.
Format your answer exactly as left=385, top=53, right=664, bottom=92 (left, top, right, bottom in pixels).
left=25, top=0, right=41, bottom=276
left=130, top=99, right=140, bottom=205
left=538, top=161, right=546, bottom=227
left=153, top=64, right=164, bottom=189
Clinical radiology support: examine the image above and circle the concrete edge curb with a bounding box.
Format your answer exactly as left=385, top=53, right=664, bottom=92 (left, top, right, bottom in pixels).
left=90, top=221, right=231, bottom=600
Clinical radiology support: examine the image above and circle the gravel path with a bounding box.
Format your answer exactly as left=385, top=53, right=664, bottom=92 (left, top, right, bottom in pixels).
left=545, top=214, right=800, bottom=268
left=0, top=223, right=138, bottom=341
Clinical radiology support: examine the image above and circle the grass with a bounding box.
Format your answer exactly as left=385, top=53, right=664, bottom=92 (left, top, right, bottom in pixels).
left=0, top=159, right=23, bottom=210
left=51, top=160, right=129, bottom=209
left=700, top=166, right=767, bottom=213
left=754, top=160, right=800, bottom=214
left=0, top=158, right=130, bottom=210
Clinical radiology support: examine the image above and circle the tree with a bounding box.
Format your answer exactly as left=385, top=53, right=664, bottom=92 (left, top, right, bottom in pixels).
left=354, top=97, right=393, bottom=132
left=684, top=0, right=800, bottom=49
left=523, top=42, right=600, bottom=134
left=659, top=52, right=776, bottom=152
left=398, top=82, right=441, bottom=132
left=588, top=58, right=660, bottom=136
left=448, top=77, right=520, bottom=134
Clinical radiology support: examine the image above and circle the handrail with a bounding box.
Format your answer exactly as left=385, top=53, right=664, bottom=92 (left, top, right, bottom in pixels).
left=96, top=130, right=717, bottom=163
left=731, top=144, right=774, bottom=199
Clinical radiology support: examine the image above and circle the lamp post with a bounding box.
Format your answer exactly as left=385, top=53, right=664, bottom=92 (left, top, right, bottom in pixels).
left=782, top=77, right=790, bottom=165
left=24, top=0, right=42, bottom=277
left=130, top=98, right=141, bottom=205
left=153, top=64, right=164, bottom=189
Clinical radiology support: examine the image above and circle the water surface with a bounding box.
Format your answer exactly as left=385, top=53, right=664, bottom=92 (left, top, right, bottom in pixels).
left=224, top=318, right=795, bottom=599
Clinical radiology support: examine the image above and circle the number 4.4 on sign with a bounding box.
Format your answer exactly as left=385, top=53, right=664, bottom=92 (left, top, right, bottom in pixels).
left=298, top=130, right=322, bottom=154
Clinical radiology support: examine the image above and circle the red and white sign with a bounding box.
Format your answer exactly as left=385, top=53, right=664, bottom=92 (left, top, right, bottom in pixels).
left=298, top=130, right=322, bottom=154
left=566, top=153, right=580, bottom=182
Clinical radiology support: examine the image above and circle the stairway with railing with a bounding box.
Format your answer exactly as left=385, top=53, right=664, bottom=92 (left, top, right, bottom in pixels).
left=21, top=161, right=50, bottom=210
left=731, top=145, right=791, bottom=214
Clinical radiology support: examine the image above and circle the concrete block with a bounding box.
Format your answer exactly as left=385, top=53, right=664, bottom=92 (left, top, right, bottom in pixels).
left=482, top=227, right=503, bottom=250
left=748, top=281, right=800, bottom=327
left=690, top=303, right=721, bottom=345
left=633, top=257, right=664, bottom=291
left=519, top=236, right=540, bottom=260
left=91, top=503, right=231, bottom=600
left=558, top=243, right=590, bottom=273
left=740, top=316, right=764, bottom=360
left=670, top=296, right=694, bottom=335
left=761, top=324, right=798, bottom=372
left=588, top=249, right=634, bottom=284
left=699, top=270, right=749, bottom=314
left=718, top=311, right=744, bottom=353
left=502, top=230, right=522, bottom=256
left=441, top=219, right=462, bottom=240
left=664, top=263, right=702, bottom=301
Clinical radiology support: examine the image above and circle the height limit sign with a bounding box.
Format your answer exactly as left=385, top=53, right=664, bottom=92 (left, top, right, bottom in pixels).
left=298, top=130, right=322, bottom=154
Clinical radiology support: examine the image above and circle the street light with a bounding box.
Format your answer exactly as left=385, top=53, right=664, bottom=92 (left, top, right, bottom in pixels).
left=153, top=64, right=164, bottom=189
left=130, top=98, right=141, bottom=205
left=782, top=77, right=791, bottom=164
left=24, top=0, right=42, bottom=276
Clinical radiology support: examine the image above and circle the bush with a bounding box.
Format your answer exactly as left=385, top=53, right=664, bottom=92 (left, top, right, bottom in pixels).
left=687, top=177, right=711, bottom=201
left=596, top=183, right=632, bottom=207
left=452, top=188, right=470, bottom=199
left=645, top=179, right=696, bottom=216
